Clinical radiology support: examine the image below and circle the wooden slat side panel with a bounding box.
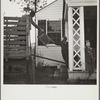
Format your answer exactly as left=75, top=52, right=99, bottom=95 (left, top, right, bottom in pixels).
left=4, top=16, right=31, bottom=58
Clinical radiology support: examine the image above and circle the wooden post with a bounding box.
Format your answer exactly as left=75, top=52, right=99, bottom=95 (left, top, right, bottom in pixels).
left=26, top=56, right=35, bottom=84
left=5, top=18, right=9, bottom=61
left=25, top=16, right=31, bottom=59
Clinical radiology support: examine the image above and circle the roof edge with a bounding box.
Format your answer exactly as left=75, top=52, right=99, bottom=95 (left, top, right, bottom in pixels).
left=36, top=0, right=58, bottom=13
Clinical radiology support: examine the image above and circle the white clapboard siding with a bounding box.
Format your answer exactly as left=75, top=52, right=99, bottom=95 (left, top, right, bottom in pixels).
left=36, top=0, right=64, bottom=66
left=36, top=46, right=65, bottom=66
left=36, top=0, right=63, bottom=19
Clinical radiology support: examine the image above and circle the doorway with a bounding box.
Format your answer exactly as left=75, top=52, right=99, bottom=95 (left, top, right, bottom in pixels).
left=84, top=6, right=97, bottom=69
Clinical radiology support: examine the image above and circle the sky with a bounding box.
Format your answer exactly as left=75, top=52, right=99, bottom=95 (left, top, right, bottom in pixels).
left=2, top=0, right=55, bottom=43
left=3, top=0, right=55, bottom=17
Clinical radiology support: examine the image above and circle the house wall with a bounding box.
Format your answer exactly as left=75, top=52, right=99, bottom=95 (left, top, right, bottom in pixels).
left=37, top=46, right=64, bottom=66
left=35, top=0, right=97, bottom=67
left=35, top=0, right=65, bottom=67
left=35, top=0, right=97, bottom=80
left=36, top=0, right=63, bottom=19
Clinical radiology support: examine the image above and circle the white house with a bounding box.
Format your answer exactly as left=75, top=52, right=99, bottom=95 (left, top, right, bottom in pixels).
left=35, top=0, right=97, bottom=79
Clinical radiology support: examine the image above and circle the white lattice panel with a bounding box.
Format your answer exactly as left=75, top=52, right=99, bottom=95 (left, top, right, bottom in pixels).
left=68, top=6, right=85, bottom=71
left=72, top=7, right=82, bottom=70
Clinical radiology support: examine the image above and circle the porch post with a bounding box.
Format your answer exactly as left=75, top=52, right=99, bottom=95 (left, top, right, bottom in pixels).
left=68, top=6, right=73, bottom=71
left=80, top=7, right=85, bottom=71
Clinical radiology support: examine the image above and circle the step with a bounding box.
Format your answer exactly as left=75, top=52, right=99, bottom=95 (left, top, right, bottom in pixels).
left=68, top=71, right=96, bottom=79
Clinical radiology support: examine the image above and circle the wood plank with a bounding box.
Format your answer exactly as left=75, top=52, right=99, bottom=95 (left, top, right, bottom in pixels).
left=4, top=17, right=26, bottom=20
left=4, top=36, right=26, bottom=40
left=4, top=31, right=26, bottom=35
left=4, top=49, right=26, bottom=52
left=4, top=51, right=26, bottom=57
left=4, top=26, right=26, bottom=30
left=4, top=46, right=26, bottom=50
left=32, top=54, right=65, bottom=64
left=4, top=21, right=26, bottom=25
left=4, top=41, right=26, bottom=45
left=4, top=50, right=26, bottom=53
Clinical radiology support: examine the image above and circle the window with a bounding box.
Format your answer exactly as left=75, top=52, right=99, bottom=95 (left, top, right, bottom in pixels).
left=38, top=20, right=61, bottom=46
left=38, top=20, right=46, bottom=45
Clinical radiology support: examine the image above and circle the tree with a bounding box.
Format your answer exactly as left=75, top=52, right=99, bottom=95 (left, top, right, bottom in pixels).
left=9, top=0, right=47, bottom=14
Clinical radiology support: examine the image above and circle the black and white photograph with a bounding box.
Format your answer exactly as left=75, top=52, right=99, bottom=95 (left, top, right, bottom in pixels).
left=3, top=0, right=98, bottom=85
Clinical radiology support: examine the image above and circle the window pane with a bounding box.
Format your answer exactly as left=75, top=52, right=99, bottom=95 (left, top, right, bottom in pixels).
left=38, top=20, right=46, bottom=33
left=47, top=21, right=61, bottom=45
left=38, top=20, right=46, bottom=45
left=47, top=21, right=61, bottom=32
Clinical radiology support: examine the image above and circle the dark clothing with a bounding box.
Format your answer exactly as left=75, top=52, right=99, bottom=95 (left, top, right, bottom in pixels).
left=85, top=47, right=96, bottom=75
left=61, top=40, right=69, bottom=68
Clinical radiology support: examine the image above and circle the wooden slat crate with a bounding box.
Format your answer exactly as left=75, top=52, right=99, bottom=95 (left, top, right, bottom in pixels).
left=4, top=16, right=31, bottom=59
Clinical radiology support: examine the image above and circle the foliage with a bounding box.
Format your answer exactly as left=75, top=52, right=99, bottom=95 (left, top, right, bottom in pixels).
left=9, top=0, right=47, bottom=13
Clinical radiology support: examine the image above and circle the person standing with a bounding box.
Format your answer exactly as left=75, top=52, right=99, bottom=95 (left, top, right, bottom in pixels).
left=60, top=36, right=69, bottom=79
left=61, top=37, right=68, bottom=67
left=85, top=40, right=96, bottom=79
